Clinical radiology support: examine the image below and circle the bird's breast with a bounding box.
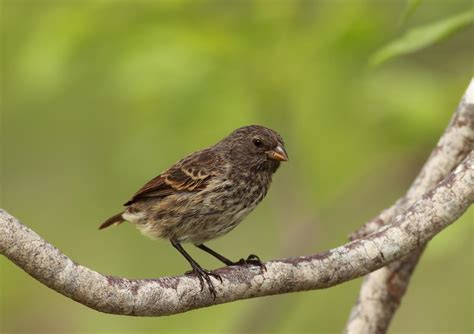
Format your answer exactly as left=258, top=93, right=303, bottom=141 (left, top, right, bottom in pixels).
left=215, top=172, right=271, bottom=212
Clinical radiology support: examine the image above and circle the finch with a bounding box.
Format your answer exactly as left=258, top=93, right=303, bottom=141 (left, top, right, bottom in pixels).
left=100, top=125, right=288, bottom=297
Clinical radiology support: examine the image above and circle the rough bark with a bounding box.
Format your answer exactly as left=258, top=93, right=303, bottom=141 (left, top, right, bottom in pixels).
left=345, top=80, right=474, bottom=333
left=1, top=151, right=473, bottom=316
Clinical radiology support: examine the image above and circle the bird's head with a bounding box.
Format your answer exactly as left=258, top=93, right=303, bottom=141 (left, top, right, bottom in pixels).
left=220, top=125, right=288, bottom=173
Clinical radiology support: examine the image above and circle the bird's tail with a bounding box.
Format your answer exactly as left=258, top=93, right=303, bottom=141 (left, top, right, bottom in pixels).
left=99, top=213, right=124, bottom=230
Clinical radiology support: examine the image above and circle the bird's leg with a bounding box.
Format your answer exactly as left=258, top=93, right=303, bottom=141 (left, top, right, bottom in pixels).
left=195, top=244, right=235, bottom=266
left=196, top=244, right=266, bottom=272
left=170, top=239, right=222, bottom=299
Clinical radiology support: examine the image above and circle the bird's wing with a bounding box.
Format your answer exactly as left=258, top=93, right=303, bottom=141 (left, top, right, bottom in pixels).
left=124, top=149, right=221, bottom=206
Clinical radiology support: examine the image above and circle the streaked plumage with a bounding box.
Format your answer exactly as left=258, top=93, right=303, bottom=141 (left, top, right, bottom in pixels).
left=100, top=125, right=288, bottom=297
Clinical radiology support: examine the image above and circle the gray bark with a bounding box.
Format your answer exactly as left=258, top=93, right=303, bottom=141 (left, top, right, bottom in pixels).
left=1, top=151, right=473, bottom=316
left=345, top=79, right=474, bottom=333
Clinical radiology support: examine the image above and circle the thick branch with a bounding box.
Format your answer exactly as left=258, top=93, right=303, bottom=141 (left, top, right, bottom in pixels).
left=1, top=152, right=473, bottom=316
left=345, top=80, right=474, bottom=333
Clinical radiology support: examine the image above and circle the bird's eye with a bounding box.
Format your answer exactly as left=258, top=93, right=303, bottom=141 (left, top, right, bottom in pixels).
left=253, top=138, right=263, bottom=148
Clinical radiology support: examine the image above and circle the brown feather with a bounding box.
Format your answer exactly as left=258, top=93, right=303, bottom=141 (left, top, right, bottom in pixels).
left=123, top=148, right=220, bottom=206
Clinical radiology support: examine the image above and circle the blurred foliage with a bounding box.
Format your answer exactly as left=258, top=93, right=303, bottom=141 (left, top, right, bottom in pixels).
left=399, top=0, right=424, bottom=25
left=372, top=10, right=474, bottom=66
left=1, top=0, right=473, bottom=333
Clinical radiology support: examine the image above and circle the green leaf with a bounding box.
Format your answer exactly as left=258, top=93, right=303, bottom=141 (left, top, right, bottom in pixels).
left=371, top=11, right=474, bottom=67
left=399, top=0, right=423, bottom=26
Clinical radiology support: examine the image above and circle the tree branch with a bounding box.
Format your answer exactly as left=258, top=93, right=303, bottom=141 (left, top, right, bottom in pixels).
left=350, top=79, right=474, bottom=241
left=1, top=150, right=473, bottom=316
left=345, top=79, right=474, bottom=333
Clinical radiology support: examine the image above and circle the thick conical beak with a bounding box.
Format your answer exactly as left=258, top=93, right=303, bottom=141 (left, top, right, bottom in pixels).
left=267, top=145, right=289, bottom=162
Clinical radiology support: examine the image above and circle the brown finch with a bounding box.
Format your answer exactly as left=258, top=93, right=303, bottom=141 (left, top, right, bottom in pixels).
left=100, top=125, right=288, bottom=297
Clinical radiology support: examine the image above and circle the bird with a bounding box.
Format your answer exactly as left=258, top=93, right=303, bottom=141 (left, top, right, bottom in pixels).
left=99, top=125, right=288, bottom=298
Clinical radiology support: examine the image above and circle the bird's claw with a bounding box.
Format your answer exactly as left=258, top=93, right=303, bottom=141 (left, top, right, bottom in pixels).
left=236, top=254, right=267, bottom=272
left=185, top=267, right=222, bottom=298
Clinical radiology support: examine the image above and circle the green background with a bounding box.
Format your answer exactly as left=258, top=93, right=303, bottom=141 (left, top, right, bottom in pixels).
left=1, top=0, right=473, bottom=333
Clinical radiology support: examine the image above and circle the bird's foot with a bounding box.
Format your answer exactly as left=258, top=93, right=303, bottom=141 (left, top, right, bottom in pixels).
left=236, top=254, right=267, bottom=272
left=185, top=266, right=222, bottom=299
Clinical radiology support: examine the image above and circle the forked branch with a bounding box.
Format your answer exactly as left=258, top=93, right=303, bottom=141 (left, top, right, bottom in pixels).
left=0, top=151, right=472, bottom=316
left=346, top=79, right=474, bottom=333
left=1, top=81, right=473, bottom=319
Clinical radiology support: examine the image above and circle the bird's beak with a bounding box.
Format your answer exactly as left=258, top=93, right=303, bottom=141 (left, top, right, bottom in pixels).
left=266, top=145, right=289, bottom=162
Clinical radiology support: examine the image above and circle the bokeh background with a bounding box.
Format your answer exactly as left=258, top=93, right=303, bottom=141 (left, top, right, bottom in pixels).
left=1, top=0, right=473, bottom=333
